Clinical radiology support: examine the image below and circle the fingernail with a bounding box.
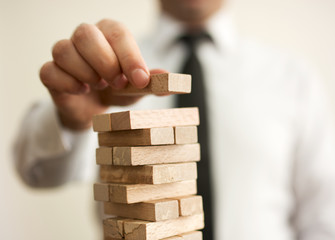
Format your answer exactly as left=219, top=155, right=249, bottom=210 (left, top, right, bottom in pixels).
left=78, top=84, right=90, bottom=94
left=95, top=79, right=109, bottom=90
left=131, top=69, right=149, bottom=88
left=112, top=74, right=128, bottom=89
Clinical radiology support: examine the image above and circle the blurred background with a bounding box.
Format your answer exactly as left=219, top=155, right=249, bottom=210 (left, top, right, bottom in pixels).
left=0, top=0, right=334, bottom=239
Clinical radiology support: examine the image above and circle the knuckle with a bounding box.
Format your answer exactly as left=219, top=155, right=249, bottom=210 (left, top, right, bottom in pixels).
left=39, top=62, right=54, bottom=86
left=98, top=60, right=120, bottom=81
left=52, top=39, right=71, bottom=63
left=98, top=20, right=128, bottom=42
left=96, top=18, right=115, bottom=27
left=120, top=54, right=142, bottom=72
left=108, top=27, right=125, bottom=42
left=72, top=23, right=95, bottom=43
left=97, top=18, right=122, bottom=30
left=83, top=70, right=100, bottom=83
left=122, top=53, right=137, bottom=65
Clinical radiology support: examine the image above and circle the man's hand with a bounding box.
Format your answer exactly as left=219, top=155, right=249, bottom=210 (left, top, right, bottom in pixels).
left=40, top=19, right=164, bottom=130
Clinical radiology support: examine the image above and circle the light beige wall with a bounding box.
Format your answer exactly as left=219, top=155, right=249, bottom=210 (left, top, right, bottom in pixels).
left=0, top=0, right=334, bottom=239
left=230, top=0, right=335, bottom=106
left=0, top=1, right=158, bottom=239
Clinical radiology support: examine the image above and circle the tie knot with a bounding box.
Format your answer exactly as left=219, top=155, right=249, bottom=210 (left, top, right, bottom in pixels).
left=179, top=31, right=212, bottom=48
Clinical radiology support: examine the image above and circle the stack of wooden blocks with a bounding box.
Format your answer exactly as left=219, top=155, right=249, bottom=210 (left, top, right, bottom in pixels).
left=92, top=73, right=205, bottom=240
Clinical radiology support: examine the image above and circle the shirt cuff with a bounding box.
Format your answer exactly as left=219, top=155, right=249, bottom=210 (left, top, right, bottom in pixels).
left=30, top=99, right=91, bottom=160
left=58, top=116, right=92, bottom=153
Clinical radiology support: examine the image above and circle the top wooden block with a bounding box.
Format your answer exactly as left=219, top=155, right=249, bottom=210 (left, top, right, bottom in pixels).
left=112, top=73, right=191, bottom=96
left=93, top=107, right=199, bottom=132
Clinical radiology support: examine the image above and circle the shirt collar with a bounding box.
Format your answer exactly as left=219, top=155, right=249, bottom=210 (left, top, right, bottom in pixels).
left=150, top=8, right=237, bottom=54
left=206, top=8, right=237, bottom=52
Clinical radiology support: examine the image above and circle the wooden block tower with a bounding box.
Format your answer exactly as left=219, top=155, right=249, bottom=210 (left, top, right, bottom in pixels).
left=93, top=73, right=204, bottom=240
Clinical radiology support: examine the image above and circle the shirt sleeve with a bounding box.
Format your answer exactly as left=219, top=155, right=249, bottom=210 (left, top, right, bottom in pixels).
left=12, top=98, right=98, bottom=187
left=292, top=66, right=335, bottom=240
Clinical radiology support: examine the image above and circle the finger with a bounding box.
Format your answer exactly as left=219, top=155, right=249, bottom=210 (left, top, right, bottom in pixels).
left=110, top=74, right=128, bottom=90
left=106, top=95, right=142, bottom=106
left=40, top=61, right=90, bottom=94
left=99, top=88, right=142, bottom=106
left=97, top=19, right=150, bottom=89
left=111, top=69, right=168, bottom=91
left=149, top=69, right=169, bottom=75
left=52, top=39, right=107, bottom=89
left=71, top=23, right=122, bottom=86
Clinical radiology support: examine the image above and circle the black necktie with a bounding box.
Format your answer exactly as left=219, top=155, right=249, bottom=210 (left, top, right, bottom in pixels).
left=176, top=32, right=214, bottom=240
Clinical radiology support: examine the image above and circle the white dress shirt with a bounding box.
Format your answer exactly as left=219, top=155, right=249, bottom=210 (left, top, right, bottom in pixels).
left=13, top=9, right=335, bottom=240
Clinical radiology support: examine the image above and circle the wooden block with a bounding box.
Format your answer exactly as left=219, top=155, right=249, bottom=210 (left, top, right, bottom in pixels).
left=161, top=236, right=183, bottom=240
left=94, top=183, right=110, bottom=201
left=93, top=107, right=199, bottom=132
left=93, top=114, right=111, bottom=132
left=104, top=199, right=179, bottom=221
left=113, top=144, right=200, bottom=166
left=113, top=73, right=191, bottom=96
left=104, top=237, right=122, bottom=240
left=100, top=162, right=197, bottom=184
left=105, top=231, right=203, bottom=240
left=98, top=127, right=174, bottom=147
left=171, top=195, right=203, bottom=216
left=100, top=165, right=153, bottom=184
left=178, top=231, right=203, bottom=240
left=96, top=180, right=197, bottom=204
left=162, top=231, right=202, bottom=240
left=123, top=213, right=204, bottom=240
left=111, top=180, right=197, bottom=204
left=104, top=219, right=203, bottom=240
left=103, top=217, right=128, bottom=239
left=174, top=126, right=198, bottom=144
left=96, top=147, right=113, bottom=165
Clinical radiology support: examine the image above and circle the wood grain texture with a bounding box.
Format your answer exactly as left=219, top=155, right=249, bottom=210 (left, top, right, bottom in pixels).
left=178, top=231, right=203, bottom=240
left=151, top=163, right=197, bottom=184
left=95, top=180, right=197, bottom=204
left=103, top=217, right=128, bottom=239
left=171, top=195, right=203, bottom=216
left=104, top=199, right=179, bottom=221
left=112, top=73, right=191, bottom=96
left=162, top=231, right=202, bottom=240
left=96, top=147, right=113, bottom=165
left=94, top=183, right=110, bottom=201
left=93, top=114, right=112, bottom=132
left=93, top=107, right=199, bottom=132
left=113, top=144, right=200, bottom=166
left=123, top=213, right=204, bottom=240
left=104, top=220, right=202, bottom=240
left=100, top=162, right=197, bottom=184
left=100, top=165, right=153, bottom=184
left=174, top=126, right=198, bottom=144
left=98, top=127, right=174, bottom=147
left=161, top=236, right=183, bottom=240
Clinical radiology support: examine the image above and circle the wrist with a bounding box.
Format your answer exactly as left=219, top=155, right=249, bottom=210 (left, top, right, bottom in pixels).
left=57, top=110, right=93, bottom=131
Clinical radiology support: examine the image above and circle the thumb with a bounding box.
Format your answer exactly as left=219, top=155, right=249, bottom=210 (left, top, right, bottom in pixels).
left=149, top=69, right=169, bottom=75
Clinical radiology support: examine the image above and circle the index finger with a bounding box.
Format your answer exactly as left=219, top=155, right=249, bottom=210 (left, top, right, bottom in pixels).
left=96, top=19, right=150, bottom=89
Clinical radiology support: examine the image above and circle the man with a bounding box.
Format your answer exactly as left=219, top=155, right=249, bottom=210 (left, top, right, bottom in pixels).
left=14, top=0, right=335, bottom=239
